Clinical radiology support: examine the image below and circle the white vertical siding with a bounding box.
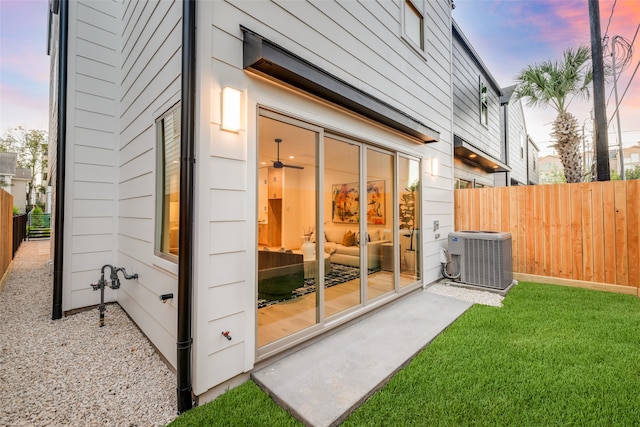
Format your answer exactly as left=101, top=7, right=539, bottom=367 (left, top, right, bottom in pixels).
left=63, top=0, right=120, bottom=311
left=62, top=0, right=185, bottom=366
left=528, top=140, right=540, bottom=184
left=507, top=100, right=528, bottom=185
left=193, top=0, right=454, bottom=397
left=115, top=0, right=183, bottom=368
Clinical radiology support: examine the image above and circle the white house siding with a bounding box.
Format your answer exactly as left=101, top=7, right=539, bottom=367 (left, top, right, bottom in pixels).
left=194, top=0, right=454, bottom=399
left=506, top=100, right=528, bottom=185
left=114, top=0, right=183, bottom=368
left=527, top=138, right=540, bottom=184
left=452, top=30, right=502, bottom=162
left=62, top=1, right=120, bottom=311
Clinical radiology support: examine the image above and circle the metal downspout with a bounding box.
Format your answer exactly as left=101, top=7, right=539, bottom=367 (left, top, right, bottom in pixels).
left=52, top=0, right=68, bottom=320
left=177, top=0, right=196, bottom=414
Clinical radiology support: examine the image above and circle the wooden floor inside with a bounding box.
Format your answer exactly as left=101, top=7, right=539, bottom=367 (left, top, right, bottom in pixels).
left=257, top=270, right=417, bottom=347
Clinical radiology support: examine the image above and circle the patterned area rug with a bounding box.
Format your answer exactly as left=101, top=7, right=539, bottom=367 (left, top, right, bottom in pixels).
left=258, top=263, right=381, bottom=309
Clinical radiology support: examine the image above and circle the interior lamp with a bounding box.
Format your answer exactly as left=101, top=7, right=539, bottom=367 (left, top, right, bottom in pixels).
left=431, top=157, right=439, bottom=176
left=221, top=87, right=242, bottom=132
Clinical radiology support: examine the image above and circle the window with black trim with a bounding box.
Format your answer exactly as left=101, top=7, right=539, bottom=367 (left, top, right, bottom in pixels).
left=403, top=0, right=425, bottom=52
left=155, top=104, right=181, bottom=259
left=480, top=79, right=488, bottom=126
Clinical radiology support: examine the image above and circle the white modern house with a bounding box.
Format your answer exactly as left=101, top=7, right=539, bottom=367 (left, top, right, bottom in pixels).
left=48, top=0, right=456, bottom=410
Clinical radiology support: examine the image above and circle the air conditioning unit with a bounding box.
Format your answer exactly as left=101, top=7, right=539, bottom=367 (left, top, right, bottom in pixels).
left=448, top=231, right=513, bottom=289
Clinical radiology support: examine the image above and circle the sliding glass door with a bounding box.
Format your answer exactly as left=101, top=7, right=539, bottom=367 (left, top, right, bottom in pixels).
left=323, top=137, right=361, bottom=317
left=365, top=148, right=395, bottom=301
left=256, top=109, right=422, bottom=352
left=399, top=156, right=421, bottom=286
left=256, top=113, right=319, bottom=348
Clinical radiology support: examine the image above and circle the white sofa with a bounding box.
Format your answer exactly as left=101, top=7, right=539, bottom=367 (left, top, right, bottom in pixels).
left=323, top=225, right=391, bottom=269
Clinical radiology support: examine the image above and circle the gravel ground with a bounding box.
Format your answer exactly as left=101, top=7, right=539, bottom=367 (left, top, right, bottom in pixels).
left=426, top=281, right=507, bottom=307
left=0, top=240, right=177, bottom=426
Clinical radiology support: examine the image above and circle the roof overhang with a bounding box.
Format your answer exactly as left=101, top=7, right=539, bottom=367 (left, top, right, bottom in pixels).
left=241, top=27, right=439, bottom=143
left=454, top=135, right=510, bottom=173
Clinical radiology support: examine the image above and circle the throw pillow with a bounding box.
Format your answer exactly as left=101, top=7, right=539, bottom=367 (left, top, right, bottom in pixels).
left=342, top=230, right=356, bottom=247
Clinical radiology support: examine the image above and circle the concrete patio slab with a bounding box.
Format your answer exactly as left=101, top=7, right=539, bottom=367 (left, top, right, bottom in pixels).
left=252, top=289, right=473, bottom=427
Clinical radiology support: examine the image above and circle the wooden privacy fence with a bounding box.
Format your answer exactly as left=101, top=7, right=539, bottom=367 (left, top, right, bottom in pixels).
left=1, top=189, right=13, bottom=288
left=454, top=180, right=640, bottom=293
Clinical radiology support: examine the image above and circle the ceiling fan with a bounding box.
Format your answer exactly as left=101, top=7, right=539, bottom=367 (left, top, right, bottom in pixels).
left=272, top=138, right=304, bottom=169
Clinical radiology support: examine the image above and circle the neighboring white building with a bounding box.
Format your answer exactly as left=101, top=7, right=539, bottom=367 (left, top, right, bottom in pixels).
left=48, top=0, right=455, bottom=410
left=0, top=153, right=33, bottom=212
left=12, top=168, right=32, bottom=214
left=0, top=153, right=18, bottom=194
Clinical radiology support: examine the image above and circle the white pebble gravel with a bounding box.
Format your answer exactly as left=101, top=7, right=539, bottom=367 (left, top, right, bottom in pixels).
left=0, top=241, right=177, bottom=426
left=426, top=281, right=506, bottom=307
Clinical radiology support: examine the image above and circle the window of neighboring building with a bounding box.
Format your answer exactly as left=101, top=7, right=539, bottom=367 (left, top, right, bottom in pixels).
left=631, top=153, right=640, bottom=164
left=479, top=79, right=488, bottom=126
left=155, top=104, right=181, bottom=260
left=520, top=133, right=525, bottom=159
left=455, top=178, right=471, bottom=189
left=403, top=0, right=425, bottom=53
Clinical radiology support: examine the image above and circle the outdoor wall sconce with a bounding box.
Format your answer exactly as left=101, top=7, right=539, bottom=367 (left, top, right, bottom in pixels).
left=431, top=157, right=439, bottom=176
left=221, top=86, right=242, bottom=132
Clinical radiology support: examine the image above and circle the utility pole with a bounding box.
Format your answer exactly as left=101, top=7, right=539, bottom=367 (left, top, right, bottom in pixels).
left=588, top=0, right=610, bottom=181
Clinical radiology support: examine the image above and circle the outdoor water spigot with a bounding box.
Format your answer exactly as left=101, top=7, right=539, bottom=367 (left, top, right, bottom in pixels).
left=221, top=331, right=232, bottom=341
left=90, top=265, right=139, bottom=327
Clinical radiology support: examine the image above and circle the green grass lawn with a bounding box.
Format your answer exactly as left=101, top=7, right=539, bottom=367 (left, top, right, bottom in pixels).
left=168, top=282, right=640, bottom=426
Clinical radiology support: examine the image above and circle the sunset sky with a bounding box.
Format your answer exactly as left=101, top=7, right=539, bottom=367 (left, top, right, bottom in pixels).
left=1, top=0, right=639, bottom=156
left=453, top=0, right=640, bottom=154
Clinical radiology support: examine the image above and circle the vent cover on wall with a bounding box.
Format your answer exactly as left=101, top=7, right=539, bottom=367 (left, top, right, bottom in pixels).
left=448, top=231, right=513, bottom=289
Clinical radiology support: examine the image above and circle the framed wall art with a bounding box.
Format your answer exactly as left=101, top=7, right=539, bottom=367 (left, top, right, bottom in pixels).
left=331, top=180, right=385, bottom=224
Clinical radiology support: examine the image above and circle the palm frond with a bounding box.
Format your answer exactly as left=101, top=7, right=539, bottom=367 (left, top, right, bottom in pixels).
left=513, top=45, right=592, bottom=114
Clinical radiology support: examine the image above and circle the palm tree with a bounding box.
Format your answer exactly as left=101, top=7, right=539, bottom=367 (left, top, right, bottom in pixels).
left=515, top=46, right=592, bottom=183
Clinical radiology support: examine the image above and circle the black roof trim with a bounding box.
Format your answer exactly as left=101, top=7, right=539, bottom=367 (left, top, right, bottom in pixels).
left=241, top=27, right=439, bottom=143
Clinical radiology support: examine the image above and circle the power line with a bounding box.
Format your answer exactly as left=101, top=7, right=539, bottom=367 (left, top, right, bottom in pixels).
left=608, top=54, right=640, bottom=126
left=605, top=37, right=631, bottom=109
left=603, top=0, right=617, bottom=41
left=605, top=23, right=639, bottom=120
